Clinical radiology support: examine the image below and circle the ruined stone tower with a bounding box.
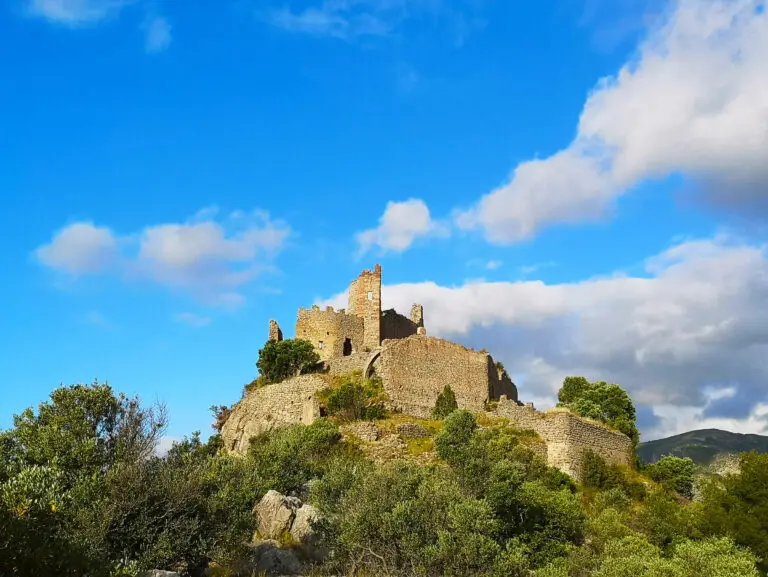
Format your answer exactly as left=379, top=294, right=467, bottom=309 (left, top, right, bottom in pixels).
left=348, top=264, right=382, bottom=351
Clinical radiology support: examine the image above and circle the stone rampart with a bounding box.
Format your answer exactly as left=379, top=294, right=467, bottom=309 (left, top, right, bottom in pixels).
left=380, top=309, right=419, bottom=341
left=375, top=335, right=496, bottom=418
left=494, top=398, right=633, bottom=480
left=221, top=375, right=327, bottom=455
left=295, top=306, right=364, bottom=361
left=326, top=351, right=370, bottom=376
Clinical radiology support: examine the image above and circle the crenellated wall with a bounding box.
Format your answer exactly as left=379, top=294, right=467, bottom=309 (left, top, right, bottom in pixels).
left=494, top=398, right=633, bottom=480
left=295, top=305, right=364, bottom=362
left=220, top=375, right=327, bottom=455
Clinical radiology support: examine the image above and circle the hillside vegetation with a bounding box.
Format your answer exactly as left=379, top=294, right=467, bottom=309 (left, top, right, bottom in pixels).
left=2, top=346, right=767, bottom=577
left=638, top=429, right=768, bottom=465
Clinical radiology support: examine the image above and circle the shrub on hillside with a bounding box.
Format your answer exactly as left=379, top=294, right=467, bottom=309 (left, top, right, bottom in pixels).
left=256, top=338, right=322, bottom=384
left=432, top=384, right=458, bottom=419
left=323, top=372, right=387, bottom=422
left=644, top=455, right=695, bottom=499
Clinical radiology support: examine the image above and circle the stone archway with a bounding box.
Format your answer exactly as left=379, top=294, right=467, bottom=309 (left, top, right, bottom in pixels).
left=363, top=348, right=382, bottom=378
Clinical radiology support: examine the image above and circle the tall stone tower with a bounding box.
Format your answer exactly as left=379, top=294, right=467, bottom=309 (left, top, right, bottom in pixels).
left=348, top=264, right=382, bottom=351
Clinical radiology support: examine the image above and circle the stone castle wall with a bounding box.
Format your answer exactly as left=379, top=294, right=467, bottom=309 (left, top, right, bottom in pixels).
left=348, top=265, right=381, bottom=351
left=380, top=309, right=419, bottom=341
left=220, top=375, right=327, bottom=455
left=375, top=335, right=500, bottom=418
left=295, top=306, right=364, bottom=362
left=326, top=351, right=370, bottom=376
left=494, top=398, right=633, bottom=480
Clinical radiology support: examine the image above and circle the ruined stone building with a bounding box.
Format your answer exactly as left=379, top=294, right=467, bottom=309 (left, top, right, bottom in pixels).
left=267, top=264, right=518, bottom=417
left=221, top=265, right=634, bottom=481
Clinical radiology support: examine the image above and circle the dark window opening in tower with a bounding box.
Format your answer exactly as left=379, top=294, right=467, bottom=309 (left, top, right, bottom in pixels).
left=343, top=338, right=352, bottom=356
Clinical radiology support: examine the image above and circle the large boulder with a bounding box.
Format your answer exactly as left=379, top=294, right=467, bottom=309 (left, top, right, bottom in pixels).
left=340, top=421, right=379, bottom=442
left=254, top=490, right=296, bottom=540
left=139, top=572, right=180, bottom=577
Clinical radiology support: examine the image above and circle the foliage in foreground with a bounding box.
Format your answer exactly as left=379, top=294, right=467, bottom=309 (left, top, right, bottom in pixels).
left=2, top=382, right=768, bottom=577
left=320, top=371, right=387, bottom=422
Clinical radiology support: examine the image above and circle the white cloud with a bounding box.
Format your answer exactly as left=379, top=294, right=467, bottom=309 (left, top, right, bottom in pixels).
left=35, top=207, right=290, bottom=306
left=355, top=198, right=446, bottom=254
left=144, top=15, right=171, bottom=53
left=486, top=260, right=503, bottom=270
left=35, top=221, right=118, bottom=275
left=458, top=0, right=768, bottom=243
left=324, top=234, right=768, bottom=439
left=174, top=312, right=212, bottom=327
left=27, top=0, right=135, bottom=25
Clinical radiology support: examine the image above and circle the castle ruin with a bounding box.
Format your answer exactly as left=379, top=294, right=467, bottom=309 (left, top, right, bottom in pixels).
left=266, top=264, right=518, bottom=416
left=221, top=265, right=634, bottom=481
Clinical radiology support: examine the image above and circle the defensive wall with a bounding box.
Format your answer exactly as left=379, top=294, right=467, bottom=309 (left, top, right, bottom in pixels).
left=220, top=374, right=325, bottom=455
left=371, top=335, right=518, bottom=418
left=493, top=397, right=634, bottom=479
left=295, top=306, right=364, bottom=362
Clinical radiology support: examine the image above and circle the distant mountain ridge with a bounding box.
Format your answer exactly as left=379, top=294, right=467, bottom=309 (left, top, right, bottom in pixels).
left=637, top=428, right=768, bottom=465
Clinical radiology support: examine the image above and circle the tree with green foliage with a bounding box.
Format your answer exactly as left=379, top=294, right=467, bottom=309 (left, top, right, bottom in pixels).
left=557, top=376, right=639, bottom=446
left=699, top=451, right=768, bottom=573
left=644, top=455, right=695, bottom=499
left=256, top=338, right=322, bottom=384
left=324, top=372, right=387, bottom=422
left=432, top=384, right=459, bottom=419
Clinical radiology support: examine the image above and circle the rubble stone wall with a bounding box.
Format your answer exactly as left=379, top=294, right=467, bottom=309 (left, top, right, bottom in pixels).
left=495, top=398, right=633, bottom=480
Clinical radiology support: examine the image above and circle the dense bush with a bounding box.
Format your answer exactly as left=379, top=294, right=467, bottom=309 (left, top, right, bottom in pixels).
left=557, top=376, right=639, bottom=446
left=432, top=384, right=458, bottom=419
left=2, top=380, right=767, bottom=577
left=644, top=455, right=695, bottom=499
left=323, top=372, right=387, bottom=422
left=256, top=338, right=322, bottom=384
left=699, top=451, right=768, bottom=572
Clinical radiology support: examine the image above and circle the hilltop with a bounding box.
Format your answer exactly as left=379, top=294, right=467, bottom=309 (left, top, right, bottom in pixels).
left=638, top=428, right=768, bottom=465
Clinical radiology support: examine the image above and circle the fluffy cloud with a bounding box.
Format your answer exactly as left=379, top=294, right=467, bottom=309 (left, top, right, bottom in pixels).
left=355, top=199, right=446, bottom=254
left=35, top=221, right=119, bottom=275
left=144, top=15, right=172, bottom=53
left=35, top=207, right=290, bottom=306
left=325, top=235, right=768, bottom=439
left=458, top=0, right=768, bottom=243
left=27, top=0, right=135, bottom=25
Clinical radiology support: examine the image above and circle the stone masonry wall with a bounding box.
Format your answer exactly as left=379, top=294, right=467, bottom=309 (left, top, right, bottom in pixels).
left=494, top=398, right=633, bottom=480
left=380, top=309, right=419, bottom=341
left=295, top=306, right=364, bottom=362
left=348, top=265, right=382, bottom=351
left=326, top=351, right=371, bottom=376
left=487, top=358, right=519, bottom=402
left=376, top=335, right=494, bottom=418
left=220, top=375, right=327, bottom=455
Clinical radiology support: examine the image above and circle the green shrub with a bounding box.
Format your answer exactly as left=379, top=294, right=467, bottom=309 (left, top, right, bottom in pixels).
left=247, top=419, right=348, bottom=496
left=324, top=373, right=387, bottom=422
left=432, top=385, right=459, bottom=419
left=256, top=338, right=322, bottom=384
left=645, top=455, right=695, bottom=499
left=557, top=376, right=639, bottom=447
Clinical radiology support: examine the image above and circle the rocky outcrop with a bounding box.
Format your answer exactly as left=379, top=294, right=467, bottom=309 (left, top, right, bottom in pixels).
left=251, top=490, right=326, bottom=571
left=221, top=375, right=327, bottom=455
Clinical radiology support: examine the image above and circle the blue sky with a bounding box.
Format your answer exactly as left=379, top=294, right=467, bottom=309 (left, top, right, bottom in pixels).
left=2, top=0, right=767, bottom=443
